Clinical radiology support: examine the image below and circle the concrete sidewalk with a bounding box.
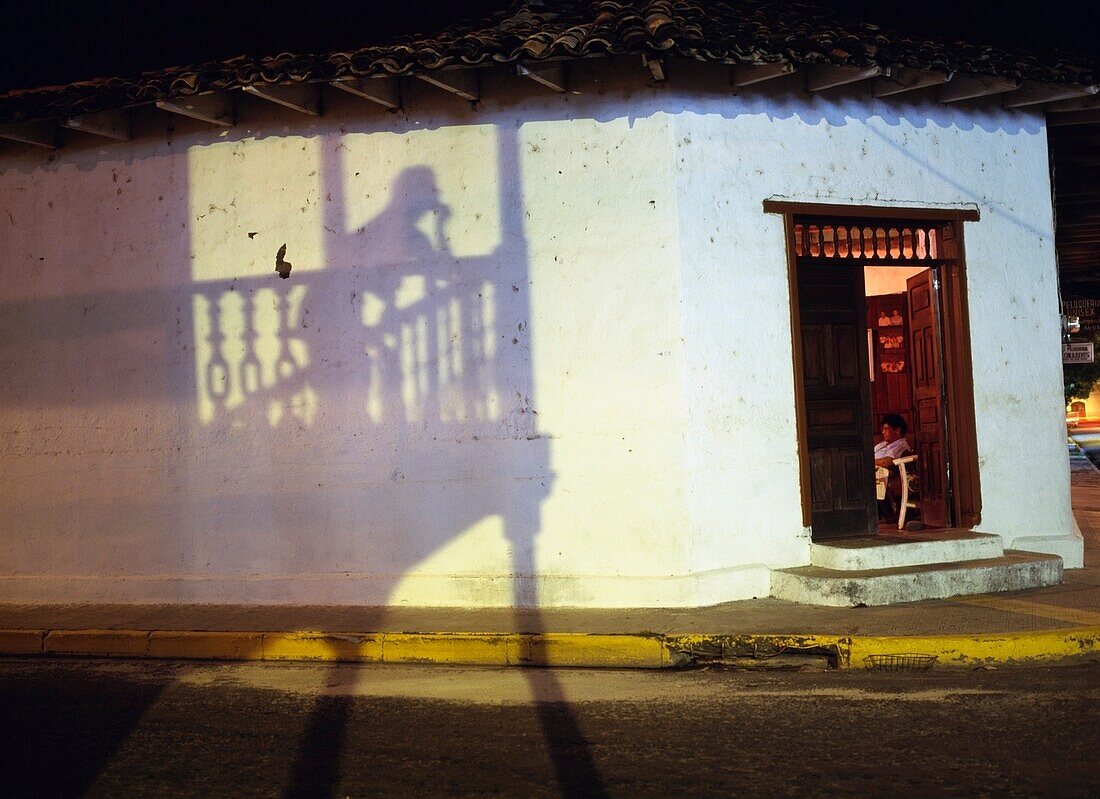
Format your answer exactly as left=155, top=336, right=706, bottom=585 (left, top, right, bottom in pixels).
left=3, top=457, right=1099, bottom=670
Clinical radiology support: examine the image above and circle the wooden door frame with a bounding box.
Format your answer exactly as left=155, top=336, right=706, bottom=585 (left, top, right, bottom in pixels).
left=765, top=201, right=982, bottom=530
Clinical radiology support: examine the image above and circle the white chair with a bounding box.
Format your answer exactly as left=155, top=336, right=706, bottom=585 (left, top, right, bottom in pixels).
left=892, top=454, right=919, bottom=529
left=875, top=466, right=890, bottom=500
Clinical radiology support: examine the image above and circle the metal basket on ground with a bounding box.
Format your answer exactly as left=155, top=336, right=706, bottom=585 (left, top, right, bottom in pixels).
left=865, top=653, right=937, bottom=671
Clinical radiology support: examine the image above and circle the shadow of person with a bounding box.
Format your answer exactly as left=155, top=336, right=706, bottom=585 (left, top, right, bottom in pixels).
left=359, top=166, right=452, bottom=270
left=283, top=164, right=461, bottom=798
left=278, top=132, right=600, bottom=796
left=508, top=508, right=609, bottom=799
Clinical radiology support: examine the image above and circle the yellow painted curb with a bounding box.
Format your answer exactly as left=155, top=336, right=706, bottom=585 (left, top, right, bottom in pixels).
left=44, top=629, right=149, bottom=657
left=0, top=629, right=45, bottom=654
left=848, top=626, right=1100, bottom=669
left=383, top=633, right=519, bottom=665
left=2, top=626, right=1097, bottom=669
left=148, top=631, right=265, bottom=660
left=518, top=634, right=667, bottom=668
left=263, top=632, right=384, bottom=662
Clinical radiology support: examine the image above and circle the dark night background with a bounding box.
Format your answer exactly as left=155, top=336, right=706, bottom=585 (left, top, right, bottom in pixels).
left=1, top=1, right=1097, bottom=94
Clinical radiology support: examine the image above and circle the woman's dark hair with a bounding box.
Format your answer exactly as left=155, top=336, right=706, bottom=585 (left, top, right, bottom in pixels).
left=881, top=413, right=908, bottom=435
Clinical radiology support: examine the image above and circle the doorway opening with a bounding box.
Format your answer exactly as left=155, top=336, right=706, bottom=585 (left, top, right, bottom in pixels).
left=865, top=264, right=948, bottom=533
left=770, top=205, right=983, bottom=542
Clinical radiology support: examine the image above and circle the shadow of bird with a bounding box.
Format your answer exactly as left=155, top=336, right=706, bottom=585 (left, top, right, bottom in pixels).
left=275, top=244, right=292, bottom=279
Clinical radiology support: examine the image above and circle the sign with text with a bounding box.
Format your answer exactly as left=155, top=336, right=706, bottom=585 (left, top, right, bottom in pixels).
left=1063, top=342, right=1095, bottom=364
left=1064, top=297, right=1100, bottom=333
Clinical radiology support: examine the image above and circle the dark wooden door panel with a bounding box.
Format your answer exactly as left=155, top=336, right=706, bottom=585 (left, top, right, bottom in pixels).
left=837, top=448, right=871, bottom=508
left=806, top=402, right=861, bottom=439
left=799, top=264, right=876, bottom=539
left=801, top=324, right=827, bottom=388
left=907, top=268, right=950, bottom=527
left=809, top=450, right=833, bottom=512
left=833, top=326, right=860, bottom=387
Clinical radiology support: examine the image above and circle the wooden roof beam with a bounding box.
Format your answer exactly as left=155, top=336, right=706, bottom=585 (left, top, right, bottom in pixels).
left=242, top=83, right=322, bottom=115
left=806, top=64, right=888, bottom=92
left=938, top=74, right=1019, bottom=103
left=330, top=77, right=401, bottom=110
left=1045, top=95, right=1100, bottom=113
left=515, top=63, right=567, bottom=93
left=872, top=68, right=951, bottom=98
left=1049, top=109, right=1100, bottom=128
left=417, top=70, right=479, bottom=103
left=1004, top=82, right=1098, bottom=109
left=60, top=109, right=131, bottom=141
left=1056, top=187, right=1100, bottom=203
left=155, top=93, right=234, bottom=127
left=642, top=53, right=666, bottom=82
left=1055, top=207, right=1100, bottom=225
left=1051, top=153, right=1100, bottom=168
left=0, top=121, right=58, bottom=149
left=730, top=62, right=796, bottom=87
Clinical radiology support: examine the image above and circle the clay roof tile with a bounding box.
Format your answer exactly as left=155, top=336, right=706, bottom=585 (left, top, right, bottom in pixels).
left=0, top=0, right=1095, bottom=122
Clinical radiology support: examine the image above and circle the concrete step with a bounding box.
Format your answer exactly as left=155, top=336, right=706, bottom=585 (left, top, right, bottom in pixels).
left=770, top=551, right=1063, bottom=607
left=810, top=532, right=1004, bottom=571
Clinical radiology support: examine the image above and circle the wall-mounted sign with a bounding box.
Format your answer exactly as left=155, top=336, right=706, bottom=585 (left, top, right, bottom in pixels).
left=1064, top=297, right=1100, bottom=332
left=1063, top=342, right=1095, bottom=364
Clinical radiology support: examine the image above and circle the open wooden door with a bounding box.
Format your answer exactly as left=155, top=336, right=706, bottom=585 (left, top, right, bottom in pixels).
left=799, top=263, right=877, bottom=539
left=906, top=268, right=950, bottom=527
left=773, top=207, right=981, bottom=535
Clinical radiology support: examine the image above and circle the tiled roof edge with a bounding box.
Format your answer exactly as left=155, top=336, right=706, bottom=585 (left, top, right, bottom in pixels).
left=1, top=0, right=1096, bottom=123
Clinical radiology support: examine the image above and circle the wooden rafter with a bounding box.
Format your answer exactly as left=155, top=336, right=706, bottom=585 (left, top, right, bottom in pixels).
left=805, top=64, right=888, bottom=92
left=1057, top=188, right=1100, bottom=204
left=330, top=77, right=402, bottom=110
left=730, top=62, right=795, bottom=87
left=1056, top=203, right=1100, bottom=225
left=242, top=84, right=322, bottom=115
left=155, top=93, right=234, bottom=127
left=0, top=122, right=57, bottom=149
left=872, top=68, right=951, bottom=98
left=1004, top=82, right=1097, bottom=109
left=1046, top=95, right=1100, bottom=113
left=417, top=70, right=479, bottom=103
left=515, top=63, right=568, bottom=93
left=1050, top=110, right=1100, bottom=128
left=60, top=109, right=131, bottom=141
left=642, top=53, right=666, bottom=82
left=938, top=74, right=1019, bottom=103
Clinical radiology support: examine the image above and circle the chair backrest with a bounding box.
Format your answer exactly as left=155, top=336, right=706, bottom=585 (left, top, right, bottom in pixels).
left=897, top=455, right=919, bottom=491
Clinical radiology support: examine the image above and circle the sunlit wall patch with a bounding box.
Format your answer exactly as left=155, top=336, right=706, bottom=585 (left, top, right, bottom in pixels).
left=191, top=283, right=311, bottom=425
left=186, top=123, right=509, bottom=430
left=188, top=136, right=326, bottom=282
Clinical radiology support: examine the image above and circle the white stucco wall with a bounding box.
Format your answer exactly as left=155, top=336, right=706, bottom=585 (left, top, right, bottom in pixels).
left=665, top=64, right=1080, bottom=569
left=0, top=59, right=1080, bottom=608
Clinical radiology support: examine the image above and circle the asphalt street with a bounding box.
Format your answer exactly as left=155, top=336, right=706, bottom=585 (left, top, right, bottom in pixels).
left=1, top=658, right=1097, bottom=798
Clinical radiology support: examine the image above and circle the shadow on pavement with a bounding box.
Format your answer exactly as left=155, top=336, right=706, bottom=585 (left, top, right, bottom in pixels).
left=0, top=665, right=169, bottom=798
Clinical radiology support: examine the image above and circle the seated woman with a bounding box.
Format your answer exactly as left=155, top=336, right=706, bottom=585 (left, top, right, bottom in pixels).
left=874, top=414, right=911, bottom=519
